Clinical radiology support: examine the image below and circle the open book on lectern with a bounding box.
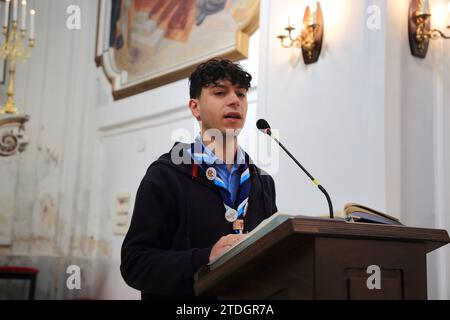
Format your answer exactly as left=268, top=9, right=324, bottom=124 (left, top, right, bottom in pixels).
left=208, top=212, right=294, bottom=270
left=207, top=204, right=403, bottom=270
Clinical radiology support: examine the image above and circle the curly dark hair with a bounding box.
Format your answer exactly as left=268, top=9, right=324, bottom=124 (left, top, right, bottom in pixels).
left=189, top=58, right=252, bottom=99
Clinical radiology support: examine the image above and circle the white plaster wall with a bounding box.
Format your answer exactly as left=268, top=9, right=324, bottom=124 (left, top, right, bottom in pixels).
left=396, top=0, right=450, bottom=300
left=258, top=0, right=450, bottom=299
left=259, top=0, right=388, bottom=216
left=0, top=0, right=105, bottom=299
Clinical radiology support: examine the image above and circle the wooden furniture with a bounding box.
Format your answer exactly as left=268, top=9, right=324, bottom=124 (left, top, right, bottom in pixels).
left=0, top=266, right=39, bottom=300
left=194, top=217, right=450, bottom=300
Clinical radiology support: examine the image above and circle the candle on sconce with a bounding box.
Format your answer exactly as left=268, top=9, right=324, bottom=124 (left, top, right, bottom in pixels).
left=21, top=1, right=27, bottom=30
left=309, top=0, right=318, bottom=25
left=29, top=9, right=35, bottom=39
left=4, top=0, right=10, bottom=28
left=12, top=0, right=18, bottom=21
left=421, top=0, right=429, bottom=15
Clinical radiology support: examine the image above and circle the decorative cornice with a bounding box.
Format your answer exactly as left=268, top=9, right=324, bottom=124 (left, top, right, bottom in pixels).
left=0, top=114, right=30, bottom=157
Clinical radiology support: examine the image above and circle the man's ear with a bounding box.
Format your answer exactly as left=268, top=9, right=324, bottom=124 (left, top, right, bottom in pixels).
left=188, top=99, right=201, bottom=121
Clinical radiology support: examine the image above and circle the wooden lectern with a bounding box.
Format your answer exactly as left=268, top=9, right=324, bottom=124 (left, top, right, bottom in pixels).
left=194, top=217, right=450, bottom=300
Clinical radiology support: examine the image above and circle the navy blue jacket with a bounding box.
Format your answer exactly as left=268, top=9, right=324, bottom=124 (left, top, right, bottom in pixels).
left=120, top=142, right=277, bottom=299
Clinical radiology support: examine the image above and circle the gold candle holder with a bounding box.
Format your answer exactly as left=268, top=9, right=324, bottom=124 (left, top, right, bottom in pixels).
left=277, top=2, right=324, bottom=65
left=0, top=21, right=35, bottom=114
left=408, top=0, right=450, bottom=59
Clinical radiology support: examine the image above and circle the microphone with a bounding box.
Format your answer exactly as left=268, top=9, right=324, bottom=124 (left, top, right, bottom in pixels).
left=257, top=119, right=334, bottom=219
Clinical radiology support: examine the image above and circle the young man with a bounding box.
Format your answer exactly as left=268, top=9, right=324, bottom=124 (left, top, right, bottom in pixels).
left=120, top=58, right=277, bottom=299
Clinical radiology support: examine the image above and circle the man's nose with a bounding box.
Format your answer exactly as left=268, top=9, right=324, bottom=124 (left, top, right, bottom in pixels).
left=227, top=92, right=240, bottom=107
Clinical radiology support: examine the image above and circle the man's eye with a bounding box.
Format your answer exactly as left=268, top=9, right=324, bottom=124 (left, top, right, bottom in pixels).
left=214, top=92, right=224, bottom=96
left=237, top=93, right=246, bottom=98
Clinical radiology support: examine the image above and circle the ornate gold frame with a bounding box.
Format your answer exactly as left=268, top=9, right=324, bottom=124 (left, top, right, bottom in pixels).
left=95, top=0, right=259, bottom=101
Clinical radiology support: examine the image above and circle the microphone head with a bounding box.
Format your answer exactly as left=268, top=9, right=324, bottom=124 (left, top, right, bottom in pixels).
left=256, top=119, right=271, bottom=130
left=256, top=119, right=272, bottom=136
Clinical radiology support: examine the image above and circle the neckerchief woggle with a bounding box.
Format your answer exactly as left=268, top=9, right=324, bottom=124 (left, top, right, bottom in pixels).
left=189, top=140, right=251, bottom=234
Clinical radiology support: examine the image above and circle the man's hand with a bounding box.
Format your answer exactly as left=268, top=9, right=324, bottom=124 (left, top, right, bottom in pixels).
left=209, top=234, right=246, bottom=262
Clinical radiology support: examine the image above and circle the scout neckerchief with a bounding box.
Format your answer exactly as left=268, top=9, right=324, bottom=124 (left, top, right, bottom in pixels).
left=189, top=139, right=251, bottom=234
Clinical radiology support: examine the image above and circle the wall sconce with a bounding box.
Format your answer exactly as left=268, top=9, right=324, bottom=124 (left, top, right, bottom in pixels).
left=277, top=1, right=324, bottom=64
left=409, top=0, right=450, bottom=58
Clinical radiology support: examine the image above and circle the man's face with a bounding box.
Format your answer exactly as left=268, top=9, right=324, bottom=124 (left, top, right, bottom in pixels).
left=189, top=79, right=248, bottom=136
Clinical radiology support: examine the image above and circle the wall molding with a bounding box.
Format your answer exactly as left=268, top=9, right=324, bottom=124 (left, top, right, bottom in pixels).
left=97, top=86, right=258, bottom=138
